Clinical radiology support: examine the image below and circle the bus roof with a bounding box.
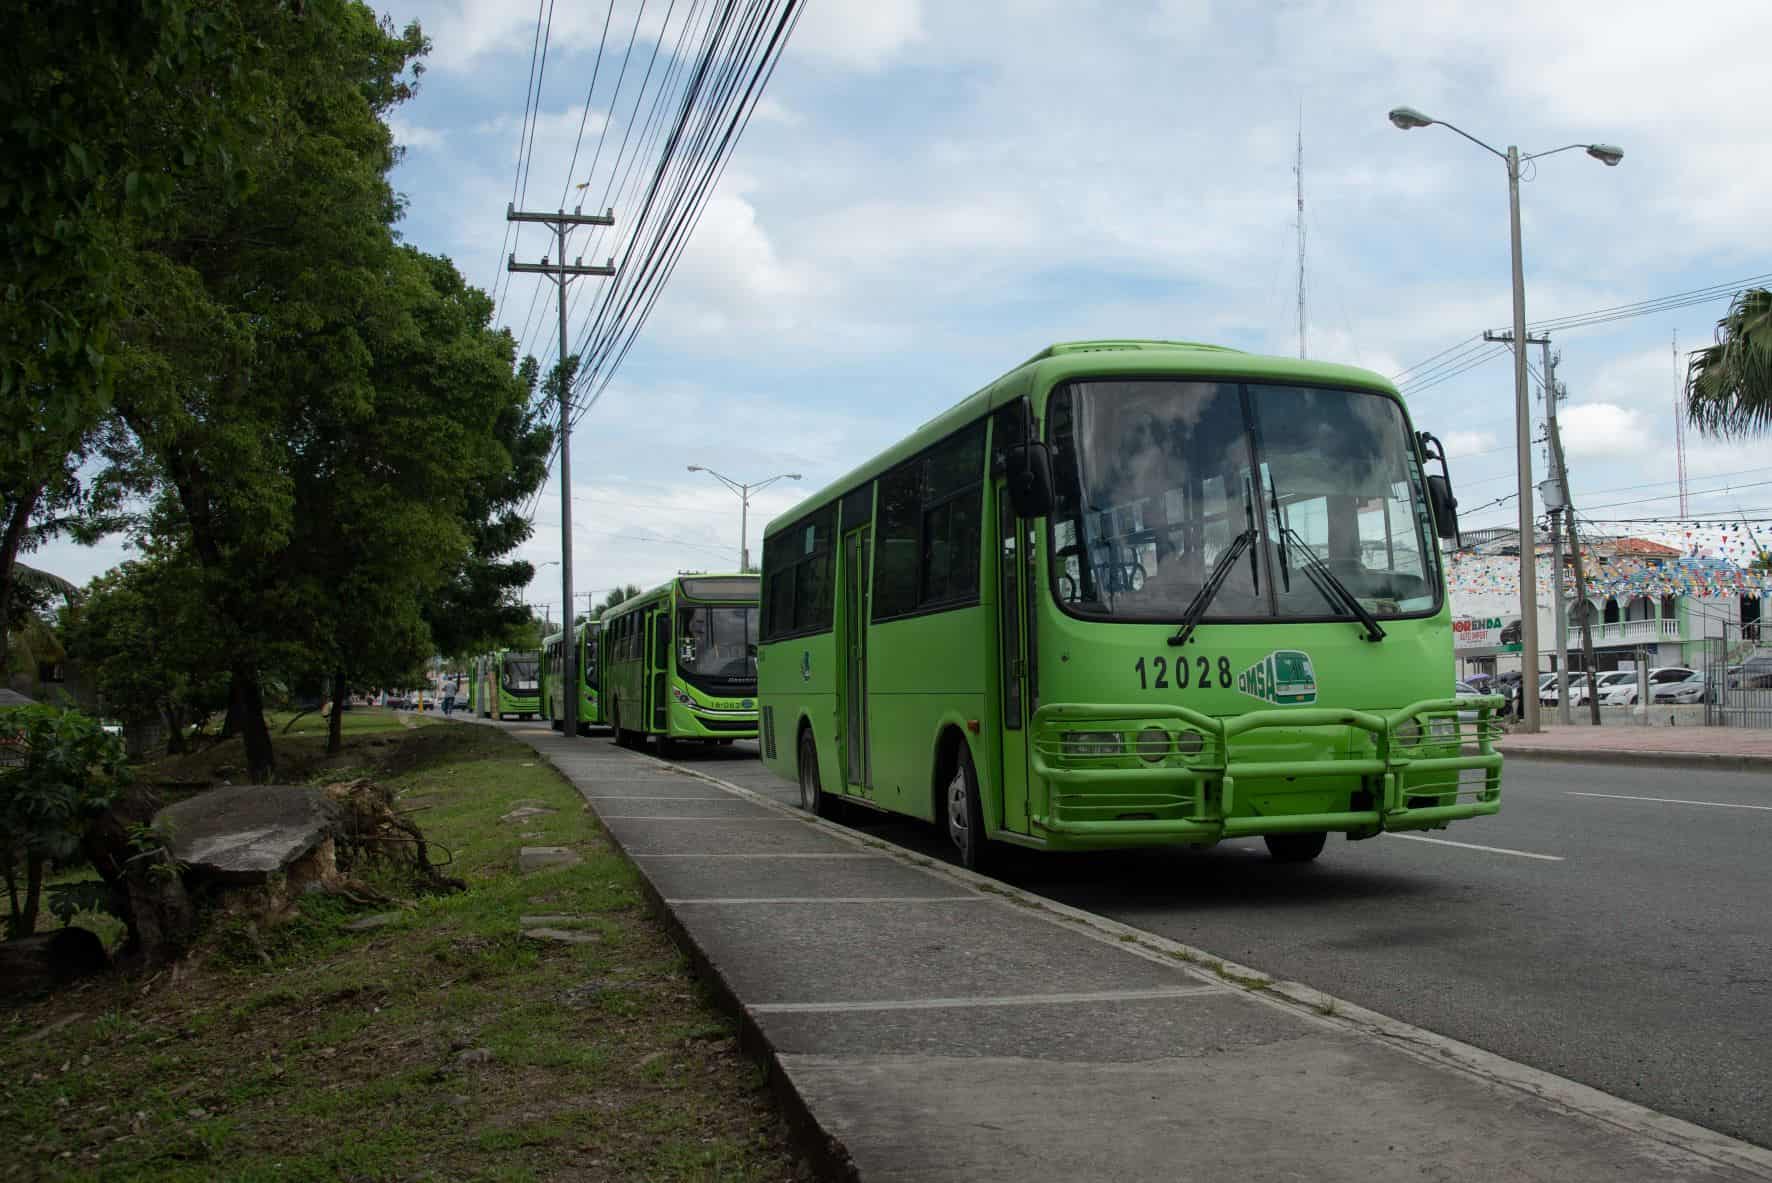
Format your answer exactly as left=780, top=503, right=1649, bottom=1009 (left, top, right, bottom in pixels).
left=762, top=339, right=1398, bottom=538
left=598, top=573, right=758, bottom=621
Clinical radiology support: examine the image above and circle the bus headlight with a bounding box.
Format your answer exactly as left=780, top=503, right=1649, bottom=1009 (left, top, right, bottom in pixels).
left=1174, top=730, right=1205, bottom=758
left=671, top=687, right=695, bottom=707
left=1061, top=731, right=1123, bottom=757
left=1395, top=719, right=1423, bottom=746
left=1427, top=717, right=1457, bottom=743
left=1133, top=728, right=1170, bottom=763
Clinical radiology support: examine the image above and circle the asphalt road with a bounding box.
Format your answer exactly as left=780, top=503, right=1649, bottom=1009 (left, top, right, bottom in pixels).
left=567, top=730, right=1772, bottom=1150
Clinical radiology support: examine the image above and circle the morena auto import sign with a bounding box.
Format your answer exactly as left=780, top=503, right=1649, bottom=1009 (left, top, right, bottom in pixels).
left=1452, top=616, right=1523, bottom=653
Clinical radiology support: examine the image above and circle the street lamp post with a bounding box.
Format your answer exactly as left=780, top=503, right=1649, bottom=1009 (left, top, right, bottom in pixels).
left=686, top=466, right=803, bottom=572
left=1387, top=106, right=1621, bottom=733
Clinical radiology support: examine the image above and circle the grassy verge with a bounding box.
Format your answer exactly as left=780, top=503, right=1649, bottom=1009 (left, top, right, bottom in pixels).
left=3, top=720, right=807, bottom=1182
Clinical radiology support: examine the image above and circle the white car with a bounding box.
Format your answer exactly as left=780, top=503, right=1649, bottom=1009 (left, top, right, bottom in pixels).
left=1652, top=670, right=1709, bottom=705
left=1454, top=680, right=1483, bottom=723
left=1566, top=670, right=1634, bottom=706
left=1602, top=666, right=1697, bottom=706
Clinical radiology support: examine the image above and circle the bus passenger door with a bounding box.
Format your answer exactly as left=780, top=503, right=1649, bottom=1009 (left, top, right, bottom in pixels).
left=842, top=526, right=872, bottom=794
left=996, top=484, right=1032, bottom=834
left=648, top=610, right=670, bottom=733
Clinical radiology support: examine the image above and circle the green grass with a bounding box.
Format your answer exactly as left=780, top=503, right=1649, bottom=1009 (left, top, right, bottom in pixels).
left=2, top=721, right=807, bottom=1183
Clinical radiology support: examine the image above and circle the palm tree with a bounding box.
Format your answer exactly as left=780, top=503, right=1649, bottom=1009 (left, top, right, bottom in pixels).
left=1686, top=288, right=1772, bottom=437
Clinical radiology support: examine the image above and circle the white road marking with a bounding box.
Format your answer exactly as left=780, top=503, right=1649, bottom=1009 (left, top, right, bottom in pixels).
left=1387, top=833, right=1565, bottom=861
left=1567, top=790, right=1772, bottom=812
left=666, top=896, right=986, bottom=905
left=750, top=985, right=1227, bottom=1014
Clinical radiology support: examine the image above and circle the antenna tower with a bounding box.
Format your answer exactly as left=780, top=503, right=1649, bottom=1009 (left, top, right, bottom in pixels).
left=1295, top=110, right=1306, bottom=359
left=1673, top=331, right=1689, bottom=517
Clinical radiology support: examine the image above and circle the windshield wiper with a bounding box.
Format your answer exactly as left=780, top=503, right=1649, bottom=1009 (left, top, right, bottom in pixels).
left=1280, top=526, right=1386, bottom=642
left=1169, top=530, right=1253, bottom=648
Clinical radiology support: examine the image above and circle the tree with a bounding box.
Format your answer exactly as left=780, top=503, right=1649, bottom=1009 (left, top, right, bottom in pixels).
left=0, top=706, right=129, bottom=939
left=1, top=3, right=264, bottom=674
left=62, top=552, right=230, bottom=750
left=1687, top=288, right=1772, bottom=438
left=594, top=585, right=645, bottom=619
left=107, top=1, right=429, bottom=781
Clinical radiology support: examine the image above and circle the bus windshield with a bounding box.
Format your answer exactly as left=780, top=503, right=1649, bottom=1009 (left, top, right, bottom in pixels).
left=677, top=605, right=758, bottom=684
left=502, top=655, right=539, bottom=691
left=1048, top=379, right=1438, bottom=623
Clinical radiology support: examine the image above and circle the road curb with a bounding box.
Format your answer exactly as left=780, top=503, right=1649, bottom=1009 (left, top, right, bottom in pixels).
left=1497, top=745, right=1772, bottom=773
left=529, top=729, right=1772, bottom=1181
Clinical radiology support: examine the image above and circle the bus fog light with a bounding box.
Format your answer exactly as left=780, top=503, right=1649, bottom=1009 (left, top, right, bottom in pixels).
left=1395, top=719, right=1423, bottom=745
left=1428, top=718, right=1456, bottom=742
left=1133, top=728, right=1170, bottom=763
left=1174, top=730, right=1205, bottom=757
left=1061, top=731, right=1123, bottom=757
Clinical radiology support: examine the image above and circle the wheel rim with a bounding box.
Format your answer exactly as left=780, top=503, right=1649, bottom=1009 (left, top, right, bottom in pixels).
left=946, top=767, right=969, bottom=853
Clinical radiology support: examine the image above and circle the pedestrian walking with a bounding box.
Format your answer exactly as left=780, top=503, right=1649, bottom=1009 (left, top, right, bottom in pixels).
left=443, top=675, right=459, bottom=716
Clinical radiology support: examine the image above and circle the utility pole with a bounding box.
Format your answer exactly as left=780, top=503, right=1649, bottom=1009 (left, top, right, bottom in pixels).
left=1541, top=343, right=1571, bottom=724
left=1296, top=110, right=1306, bottom=359
left=1542, top=366, right=1601, bottom=723
left=1485, top=327, right=1550, bottom=716
left=507, top=203, right=615, bottom=740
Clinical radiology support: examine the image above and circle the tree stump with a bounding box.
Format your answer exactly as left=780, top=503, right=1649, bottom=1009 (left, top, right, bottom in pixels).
left=0, top=928, right=110, bottom=1002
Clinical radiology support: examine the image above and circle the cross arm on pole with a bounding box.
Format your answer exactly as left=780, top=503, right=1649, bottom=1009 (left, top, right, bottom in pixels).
left=506, top=204, right=616, bottom=227
left=507, top=257, right=616, bottom=277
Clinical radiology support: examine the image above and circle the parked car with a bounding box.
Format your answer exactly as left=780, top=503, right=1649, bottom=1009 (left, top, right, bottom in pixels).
left=1602, top=666, right=1696, bottom=706
left=1652, top=670, right=1710, bottom=705
left=1454, top=679, right=1483, bottom=723
left=1567, top=670, right=1635, bottom=706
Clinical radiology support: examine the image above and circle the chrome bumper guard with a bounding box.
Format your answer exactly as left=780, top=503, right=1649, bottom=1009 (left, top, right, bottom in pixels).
left=1028, top=696, right=1505, bottom=840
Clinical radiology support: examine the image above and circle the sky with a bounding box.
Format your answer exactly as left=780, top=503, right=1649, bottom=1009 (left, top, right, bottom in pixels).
left=36, top=0, right=1772, bottom=619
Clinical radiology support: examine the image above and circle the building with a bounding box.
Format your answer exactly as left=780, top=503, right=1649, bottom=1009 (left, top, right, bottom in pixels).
left=1448, top=529, right=1768, bottom=678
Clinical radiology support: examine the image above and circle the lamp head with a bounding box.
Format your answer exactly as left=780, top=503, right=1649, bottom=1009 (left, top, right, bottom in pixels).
left=687, top=465, right=704, bottom=472
left=1586, top=143, right=1624, bottom=167
left=787, top=473, right=803, bottom=480
left=1388, top=106, right=1433, bottom=130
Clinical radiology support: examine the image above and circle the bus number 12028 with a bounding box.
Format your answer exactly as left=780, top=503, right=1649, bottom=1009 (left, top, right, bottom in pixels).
left=1134, top=655, right=1231, bottom=691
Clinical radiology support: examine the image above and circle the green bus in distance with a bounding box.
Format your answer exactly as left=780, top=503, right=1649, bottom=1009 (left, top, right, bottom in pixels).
left=476, top=648, right=541, bottom=721
left=599, top=574, right=759, bottom=750
left=541, top=621, right=604, bottom=733
left=756, top=340, right=1504, bottom=869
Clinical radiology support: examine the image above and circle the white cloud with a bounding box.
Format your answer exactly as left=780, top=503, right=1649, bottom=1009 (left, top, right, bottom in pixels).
left=788, top=0, right=922, bottom=71
left=388, top=116, right=446, bottom=150
left=1442, top=430, right=1500, bottom=458
left=1559, top=401, right=1655, bottom=457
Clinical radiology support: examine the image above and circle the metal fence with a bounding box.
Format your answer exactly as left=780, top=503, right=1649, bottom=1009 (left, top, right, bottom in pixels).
left=1702, top=625, right=1772, bottom=729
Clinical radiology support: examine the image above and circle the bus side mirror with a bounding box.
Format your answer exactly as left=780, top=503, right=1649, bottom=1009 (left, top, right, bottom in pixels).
left=1416, top=430, right=1460, bottom=543
left=1426, top=473, right=1458, bottom=540
left=1005, top=442, right=1054, bottom=518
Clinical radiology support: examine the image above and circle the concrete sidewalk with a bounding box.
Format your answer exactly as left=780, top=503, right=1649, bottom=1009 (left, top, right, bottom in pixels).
left=505, top=721, right=1772, bottom=1182
left=1497, top=722, right=1772, bottom=771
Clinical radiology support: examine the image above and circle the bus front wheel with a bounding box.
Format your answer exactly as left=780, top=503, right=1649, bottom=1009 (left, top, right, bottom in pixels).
left=1264, top=832, right=1327, bottom=863
left=945, top=744, right=993, bottom=873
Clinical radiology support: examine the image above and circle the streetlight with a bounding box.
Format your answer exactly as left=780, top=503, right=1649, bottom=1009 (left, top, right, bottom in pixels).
left=686, top=466, right=802, bottom=572
left=1388, top=105, right=1621, bottom=733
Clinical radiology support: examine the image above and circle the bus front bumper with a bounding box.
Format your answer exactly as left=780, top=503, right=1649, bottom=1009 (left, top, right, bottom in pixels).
left=1026, top=697, right=1504, bottom=847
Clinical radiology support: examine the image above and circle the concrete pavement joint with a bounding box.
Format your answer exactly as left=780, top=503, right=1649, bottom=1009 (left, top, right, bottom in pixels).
left=749, top=985, right=1230, bottom=1014
left=661, top=748, right=1772, bottom=1179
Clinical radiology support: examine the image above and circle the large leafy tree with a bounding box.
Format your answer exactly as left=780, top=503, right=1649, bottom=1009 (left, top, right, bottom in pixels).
left=1687, top=288, right=1772, bottom=438
left=109, top=1, right=427, bottom=780
left=1, top=2, right=263, bottom=670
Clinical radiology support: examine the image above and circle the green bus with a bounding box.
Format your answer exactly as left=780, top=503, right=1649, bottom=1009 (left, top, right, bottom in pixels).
left=599, top=575, right=760, bottom=750
left=542, top=621, right=604, bottom=732
left=475, top=648, right=542, bottom=721
left=756, top=340, right=1504, bottom=869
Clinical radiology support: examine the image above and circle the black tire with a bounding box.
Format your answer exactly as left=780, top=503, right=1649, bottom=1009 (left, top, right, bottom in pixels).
left=1264, top=832, right=1328, bottom=863
left=798, top=728, right=834, bottom=818
left=612, top=701, right=633, bottom=748
left=943, top=741, right=994, bottom=872
left=716, top=738, right=735, bottom=746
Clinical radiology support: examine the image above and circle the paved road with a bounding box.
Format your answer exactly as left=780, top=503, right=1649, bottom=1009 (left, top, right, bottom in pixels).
left=556, top=729, right=1772, bottom=1149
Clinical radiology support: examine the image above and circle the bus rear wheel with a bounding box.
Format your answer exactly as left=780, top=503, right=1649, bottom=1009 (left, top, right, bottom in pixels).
left=944, top=744, right=993, bottom=873
left=797, top=729, right=833, bottom=819
left=1264, top=832, right=1327, bottom=863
